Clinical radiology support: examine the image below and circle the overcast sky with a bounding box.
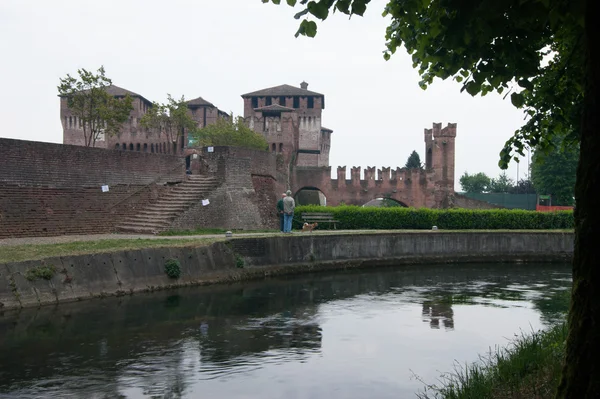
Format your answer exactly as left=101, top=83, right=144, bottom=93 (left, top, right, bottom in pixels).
left=0, top=0, right=532, bottom=189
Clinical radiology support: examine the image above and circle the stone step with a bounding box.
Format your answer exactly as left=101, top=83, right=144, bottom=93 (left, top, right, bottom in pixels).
left=116, top=225, right=163, bottom=234
left=124, top=214, right=174, bottom=223
left=117, top=220, right=170, bottom=229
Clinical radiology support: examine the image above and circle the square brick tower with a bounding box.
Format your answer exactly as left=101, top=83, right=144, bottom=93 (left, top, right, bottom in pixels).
left=424, top=122, right=457, bottom=191
left=241, top=82, right=333, bottom=167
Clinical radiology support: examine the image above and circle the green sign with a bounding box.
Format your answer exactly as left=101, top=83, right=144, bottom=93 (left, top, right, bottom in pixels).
left=539, top=195, right=551, bottom=200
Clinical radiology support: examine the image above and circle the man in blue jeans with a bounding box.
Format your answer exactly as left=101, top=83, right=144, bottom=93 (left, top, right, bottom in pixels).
left=283, top=190, right=295, bottom=233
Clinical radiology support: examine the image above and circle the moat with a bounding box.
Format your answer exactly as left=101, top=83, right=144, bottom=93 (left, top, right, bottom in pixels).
left=0, top=262, right=571, bottom=398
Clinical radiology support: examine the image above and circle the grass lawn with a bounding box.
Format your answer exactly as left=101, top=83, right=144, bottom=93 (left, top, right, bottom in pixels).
left=0, top=238, right=220, bottom=264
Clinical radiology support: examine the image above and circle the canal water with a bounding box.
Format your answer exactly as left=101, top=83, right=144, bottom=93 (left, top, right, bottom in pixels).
left=0, top=263, right=571, bottom=399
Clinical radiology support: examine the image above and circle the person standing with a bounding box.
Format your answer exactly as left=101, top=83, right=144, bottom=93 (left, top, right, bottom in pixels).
left=283, top=190, right=295, bottom=233
left=276, top=193, right=286, bottom=232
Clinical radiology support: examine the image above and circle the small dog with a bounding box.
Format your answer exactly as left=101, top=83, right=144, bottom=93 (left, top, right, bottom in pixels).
left=302, top=222, right=318, bottom=232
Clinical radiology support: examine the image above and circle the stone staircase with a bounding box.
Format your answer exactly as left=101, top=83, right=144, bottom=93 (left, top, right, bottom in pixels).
left=116, top=175, right=219, bottom=234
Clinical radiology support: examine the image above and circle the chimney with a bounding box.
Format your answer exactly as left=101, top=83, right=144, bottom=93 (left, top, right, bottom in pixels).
left=300, top=81, right=308, bottom=90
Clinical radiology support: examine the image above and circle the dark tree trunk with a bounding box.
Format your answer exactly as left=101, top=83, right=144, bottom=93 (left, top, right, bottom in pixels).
left=557, top=0, right=600, bottom=397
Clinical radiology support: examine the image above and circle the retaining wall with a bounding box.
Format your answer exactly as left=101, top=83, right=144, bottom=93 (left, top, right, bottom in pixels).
left=0, top=232, right=573, bottom=310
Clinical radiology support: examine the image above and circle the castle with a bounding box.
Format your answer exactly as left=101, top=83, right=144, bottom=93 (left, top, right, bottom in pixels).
left=60, top=82, right=333, bottom=168
left=60, top=85, right=229, bottom=154
left=241, top=82, right=332, bottom=167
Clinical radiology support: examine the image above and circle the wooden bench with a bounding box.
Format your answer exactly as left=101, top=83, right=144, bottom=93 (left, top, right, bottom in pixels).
left=301, top=212, right=339, bottom=230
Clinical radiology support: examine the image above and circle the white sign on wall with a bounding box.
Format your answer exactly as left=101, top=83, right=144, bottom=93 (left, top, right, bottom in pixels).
left=207, top=147, right=214, bottom=153
left=101, top=185, right=109, bottom=192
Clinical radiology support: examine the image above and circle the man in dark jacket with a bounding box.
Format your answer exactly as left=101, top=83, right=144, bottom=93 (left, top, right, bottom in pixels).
left=276, top=193, right=286, bottom=232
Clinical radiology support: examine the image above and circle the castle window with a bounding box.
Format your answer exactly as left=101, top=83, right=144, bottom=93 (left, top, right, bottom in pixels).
left=279, top=96, right=286, bottom=106
left=143, top=143, right=148, bottom=152
left=307, top=96, right=314, bottom=108
left=293, top=97, right=299, bottom=108
left=136, top=143, right=141, bottom=151
left=251, top=97, right=258, bottom=108
left=68, top=116, right=73, bottom=128
left=271, top=143, right=276, bottom=152
left=151, top=143, right=154, bottom=153
left=279, top=143, right=283, bottom=152
left=122, top=143, right=126, bottom=150
left=115, top=143, right=120, bottom=150
left=266, top=97, right=272, bottom=106
left=129, top=143, right=134, bottom=151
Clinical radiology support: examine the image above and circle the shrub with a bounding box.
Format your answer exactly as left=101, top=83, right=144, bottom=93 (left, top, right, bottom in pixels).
left=24, top=265, right=56, bottom=281
left=235, top=254, right=245, bottom=268
left=164, top=258, right=181, bottom=279
left=293, top=205, right=574, bottom=230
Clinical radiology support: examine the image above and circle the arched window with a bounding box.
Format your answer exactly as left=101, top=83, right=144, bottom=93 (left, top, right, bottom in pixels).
left=68, top=116, right=73, bottom=128
left=151, top=143, right=154, bottom=153
left=115, top=143, right=120, bottom=150
left=122, top=143, right=126, bottom=150
left=136, top=143, right=141, bottom=151
left=271, top=143, right=276, bottom=152
left=143, top=143, right=148, bottom=152
left=129, top=143, right=134, bottom=151
left=279, top=143, right=283, bottom=152
left=172, top=142, right=177, bottom=154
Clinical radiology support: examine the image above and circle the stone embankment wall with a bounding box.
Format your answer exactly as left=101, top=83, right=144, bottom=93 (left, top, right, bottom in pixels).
left=0, top=138, right=185, bottom=238
left=0, top=232, right=573, bottom=310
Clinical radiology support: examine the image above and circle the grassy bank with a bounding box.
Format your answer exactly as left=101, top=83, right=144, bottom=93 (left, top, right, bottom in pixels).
left=0, top=238, right=219, bottom=263
left=417, top=287, right=570, bottom=399
left=418, top=323, right=567, bottom=399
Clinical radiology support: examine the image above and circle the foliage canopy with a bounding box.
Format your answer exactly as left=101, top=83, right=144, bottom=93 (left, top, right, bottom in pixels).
left=140, top=95, right=197, bottom=147
left=58, top=66, right=133, bottom=147
left=189, top=117, right=268, bottom=151
left=531, top=138, right=578, bottom=206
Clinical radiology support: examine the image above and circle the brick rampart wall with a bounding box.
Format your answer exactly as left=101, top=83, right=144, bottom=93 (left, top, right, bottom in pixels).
left=170, top=146, right=279, bottom=230
left=0, top=138, right=184, bottom=238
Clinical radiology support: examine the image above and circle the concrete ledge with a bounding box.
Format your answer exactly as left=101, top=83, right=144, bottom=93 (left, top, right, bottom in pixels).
left=0, top=232, right=574, bottom=310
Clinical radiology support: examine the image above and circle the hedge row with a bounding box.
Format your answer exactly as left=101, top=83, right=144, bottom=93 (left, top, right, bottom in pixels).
left=293, top=205, right=574, bottom=230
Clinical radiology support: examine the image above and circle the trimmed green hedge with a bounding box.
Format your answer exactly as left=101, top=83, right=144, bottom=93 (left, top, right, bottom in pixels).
left=293, top=205, right=574, bottom=230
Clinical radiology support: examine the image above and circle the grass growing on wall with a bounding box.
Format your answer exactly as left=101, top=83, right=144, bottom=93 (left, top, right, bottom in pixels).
left=294, top=206, right=574, bottom=230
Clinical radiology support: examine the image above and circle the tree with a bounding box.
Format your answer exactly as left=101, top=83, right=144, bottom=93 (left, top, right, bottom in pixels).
left=509, top=179, right=536, bottom=195
left=489, top=172, right=515, bottom=193
left=58, top=66, right=133, bottom=147
left=263, top=0, right=599, bottom=395
left=531, top=140, right=578, bottom=206
left=140, top=95, right=196, bottom=150
left=189, top=117, right=268, bottom=151
left=404, top=150, right=423, bottom=169
left=459, top=172, right=490, bottom=193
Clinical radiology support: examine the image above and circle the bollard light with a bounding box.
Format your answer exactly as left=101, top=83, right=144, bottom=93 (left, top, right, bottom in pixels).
left=225, top=231, right=232, bottom=238
left=432, top=226, right=438, bottom=231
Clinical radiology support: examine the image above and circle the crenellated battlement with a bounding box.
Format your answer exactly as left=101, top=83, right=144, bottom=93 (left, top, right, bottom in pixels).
left=291, top=122, right=456, bottom=208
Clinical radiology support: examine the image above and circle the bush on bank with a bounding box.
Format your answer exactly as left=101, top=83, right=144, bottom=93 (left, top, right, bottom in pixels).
left=293, top=206, right=573, bottom=230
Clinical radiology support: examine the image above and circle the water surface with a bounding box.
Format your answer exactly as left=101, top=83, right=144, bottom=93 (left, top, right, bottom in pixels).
left=0, top=263, right=571, bottom=398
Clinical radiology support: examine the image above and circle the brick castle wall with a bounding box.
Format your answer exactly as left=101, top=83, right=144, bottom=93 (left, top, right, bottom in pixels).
left=0, top=138, right=184, bottom=238
left=170, top=146, right=279, bottom=230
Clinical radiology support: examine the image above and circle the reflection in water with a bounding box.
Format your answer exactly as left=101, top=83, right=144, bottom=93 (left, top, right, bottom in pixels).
left=0, top=263, right=571, bottom=399
left=422, top=300, right=454, bottom=330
